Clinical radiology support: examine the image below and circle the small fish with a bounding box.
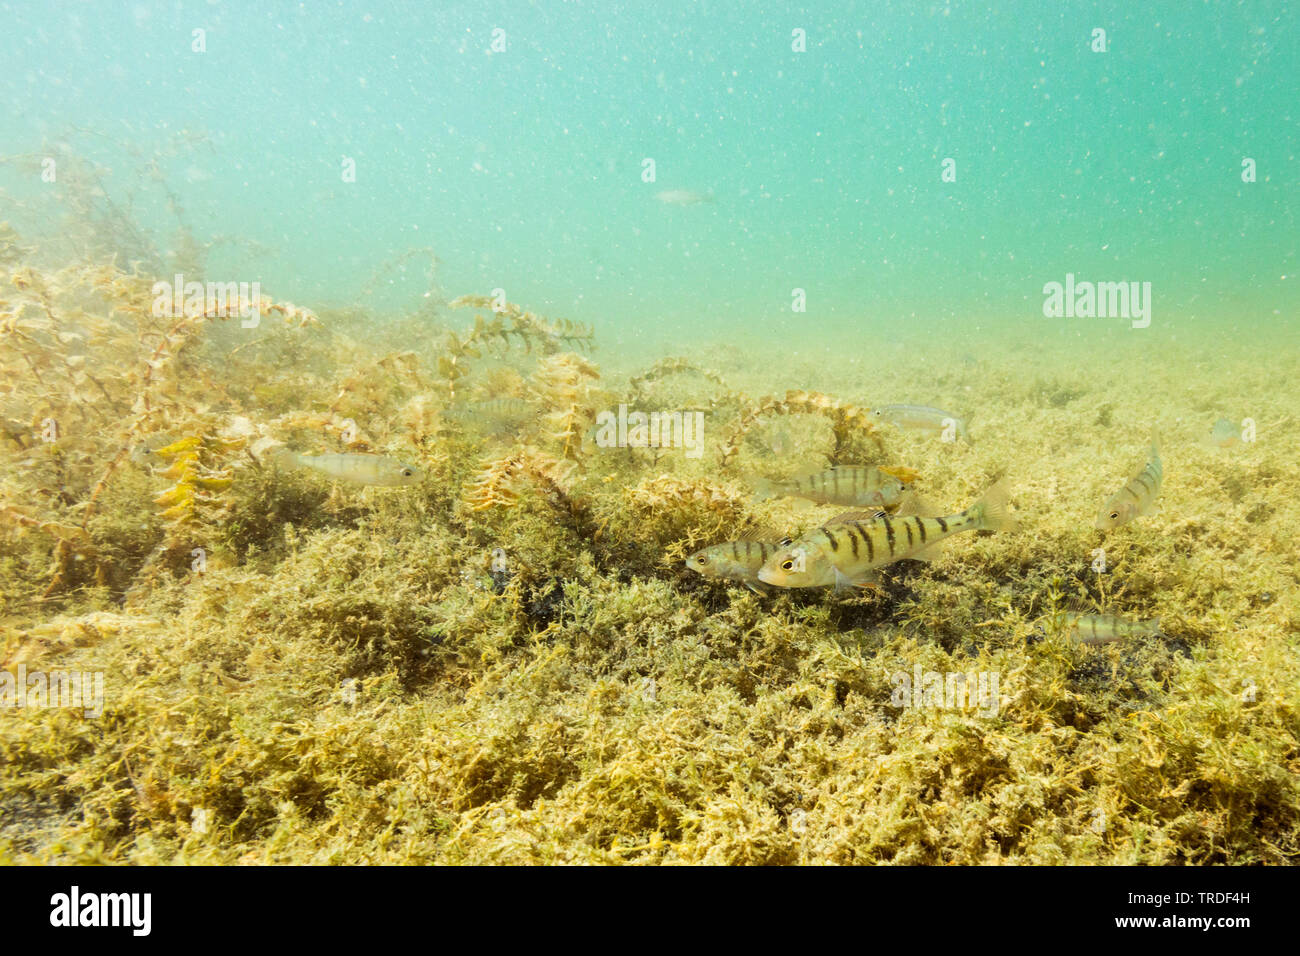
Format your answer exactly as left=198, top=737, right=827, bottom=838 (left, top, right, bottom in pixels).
left=1095, top=428, right=1162, bottom=531
left=685, top=535, right=790, bottom=593
left=1060, top=611, right=1161, bottom=646
left=753, top=465, right=908, bottom=510
left=758, top=479, right=1016, bottom=589
left=1206, top=418, right=1241, bottom=449
left=276, top=451, right=423, bottom=486
left=129, top=435, right=180, bottom=464
left=872, top=404, right=971, bottom=444
left=654, top=188, right=714, bottom=206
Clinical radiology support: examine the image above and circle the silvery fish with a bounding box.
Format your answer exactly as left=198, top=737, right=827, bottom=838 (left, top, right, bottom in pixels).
left=872, top=404, right=971, bottom=444
left=655, top=188, right=714, bottom=206
left=1059, top=611, right=1161, bottom=646
left=752, top=465, right=909, bottom=510
left=1095, top=428, right=1162, bottom=531
left=758, top=479, right=1016, bottom=589
left=685, top=534, right=791, bottom=593
left=278, top=451, right=423, bottom=486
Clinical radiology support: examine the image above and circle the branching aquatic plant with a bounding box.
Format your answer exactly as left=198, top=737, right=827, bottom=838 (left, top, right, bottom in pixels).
left=627, top=356, right=750, bottom=421
left=448, top=294, right=594, bottom=354
left=532, top=353, right=601, bottom=462
left=461, top=447, right=579, bottom=517
left=0, top=256, right=317, bottom=597
left=149, top=434, right=239, bottom=534
left=437, top=295, right=595, bottom=404
left=719, top=389, right=883, bottom=468
left=329, top=350, right=429, bottom=415
left=629, top=357, right=729, bottom=395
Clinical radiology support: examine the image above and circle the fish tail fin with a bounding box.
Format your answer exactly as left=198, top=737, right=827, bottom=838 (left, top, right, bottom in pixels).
left=966, top=477, right=1017, bottom=533
left=960, top=413, right=973, bottom=445
left=1150, top=426, right=1161, bottom=459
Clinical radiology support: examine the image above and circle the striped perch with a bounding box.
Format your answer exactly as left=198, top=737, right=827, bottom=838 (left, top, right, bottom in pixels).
left=1095, top=428, right=1163, bottom=531
left=276, top=450, right=424, bottom=486
left=757, top=479, right=1017, bottom=589
left=1061, top=612, right=1161, bottom=646
left=752, top=465, right=908, bottom=510
left=685, top=535, right=791, bottom=593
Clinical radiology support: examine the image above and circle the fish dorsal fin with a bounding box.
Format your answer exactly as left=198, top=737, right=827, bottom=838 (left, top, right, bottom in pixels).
left=1054, top=603, right=1105, bottom=625
left=737, top=526, right=784, bottom=543
left=877, top=464, right=922, bottom=485
left=825, top=509, right=884, bottom=525
left=790, top=465, right=833, bottom=480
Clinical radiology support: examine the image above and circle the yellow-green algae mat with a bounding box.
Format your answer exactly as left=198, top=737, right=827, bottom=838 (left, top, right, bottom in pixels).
left=2, top=322, right=1299, bottom=865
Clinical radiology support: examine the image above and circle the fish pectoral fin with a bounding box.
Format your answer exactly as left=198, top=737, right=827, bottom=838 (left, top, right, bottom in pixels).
left=908, top=541, right=946, bottom=563
left=833, top=567, right=881, bottom=592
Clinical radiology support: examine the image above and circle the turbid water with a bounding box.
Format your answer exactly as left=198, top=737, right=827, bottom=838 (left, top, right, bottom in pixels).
left=0, top=3, right=1296, bottom=865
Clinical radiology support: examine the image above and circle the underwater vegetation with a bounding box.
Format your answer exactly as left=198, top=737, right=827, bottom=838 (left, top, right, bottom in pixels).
left=1, top=148, right=1298, bottom=865
left=719, top=390, right=883, bottom=469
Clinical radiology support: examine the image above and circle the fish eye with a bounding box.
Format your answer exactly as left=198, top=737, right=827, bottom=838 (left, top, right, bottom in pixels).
left=1110, top=512, right=1119, bottom=520
left=781, top=560, right=794, bottom=571
left=403, top=468, right=413, bottom=476
left=695, top=556, right=706, bottom=564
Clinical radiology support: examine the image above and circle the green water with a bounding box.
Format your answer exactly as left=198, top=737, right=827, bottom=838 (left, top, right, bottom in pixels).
left=1, top=1, right=1294, bottom=348
left=4, top=1, right=1300, bottom=870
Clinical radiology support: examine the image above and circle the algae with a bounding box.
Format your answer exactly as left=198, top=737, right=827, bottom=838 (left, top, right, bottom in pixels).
left=1, top=153, right=1298, bottom=866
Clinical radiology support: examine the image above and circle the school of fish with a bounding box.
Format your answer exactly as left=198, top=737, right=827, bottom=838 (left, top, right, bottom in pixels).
left=265, top=384, right=1240, bottom=649
left=676, top=406, right=1242, bottom=649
